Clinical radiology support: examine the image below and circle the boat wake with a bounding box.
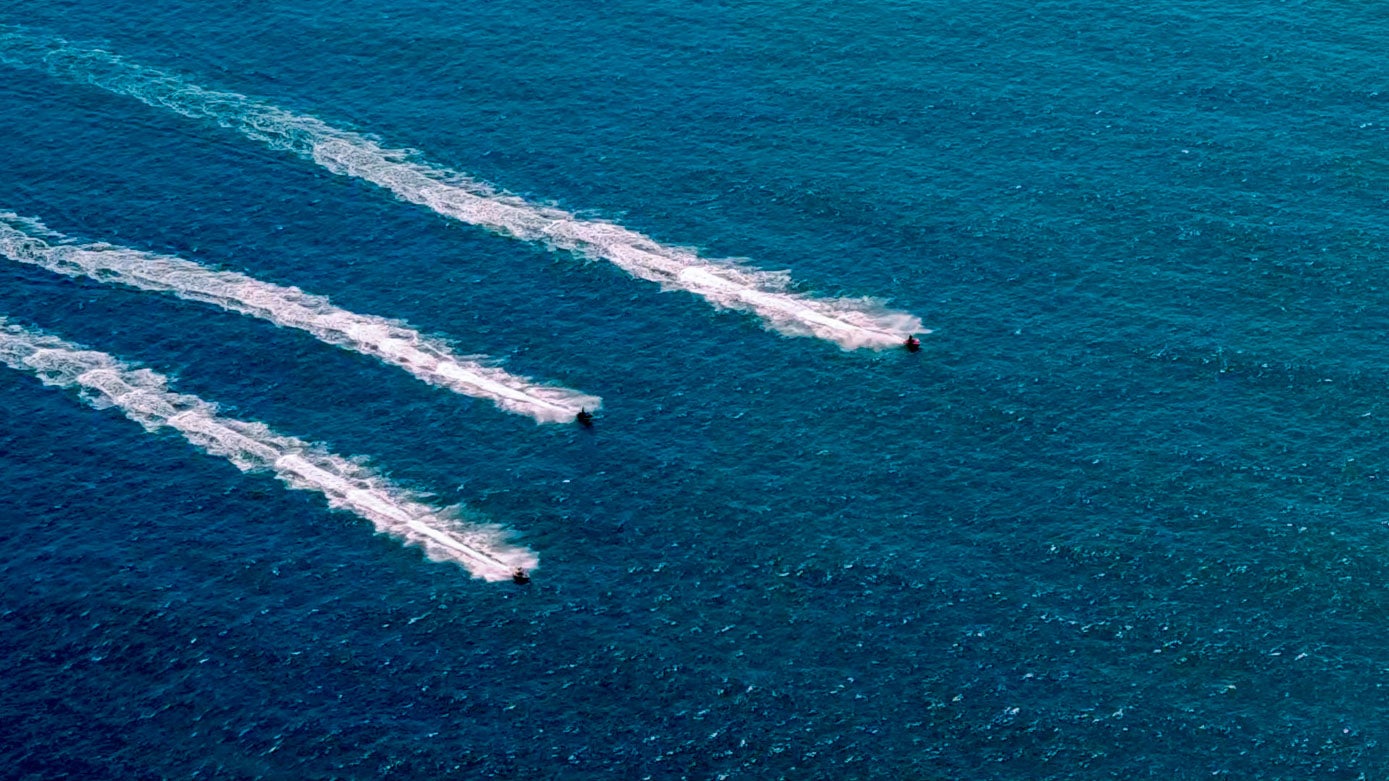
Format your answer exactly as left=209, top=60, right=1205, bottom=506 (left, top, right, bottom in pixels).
left=0, top=28, right=926, bottom=350
left=0, top=318, right=535, bottom=580
left=0, top=213, right=599, bottom=423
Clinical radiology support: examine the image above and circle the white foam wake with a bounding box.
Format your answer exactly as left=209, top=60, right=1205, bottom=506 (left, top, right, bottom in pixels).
left=0, top=29, right=926, bottom=350
left=0, top=318, right=535, bottom=581
left=0, top=213, right=599, bottom=423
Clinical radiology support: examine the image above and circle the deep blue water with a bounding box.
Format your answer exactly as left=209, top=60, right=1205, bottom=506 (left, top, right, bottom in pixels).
left=3, top=1, right=1389, bottom=777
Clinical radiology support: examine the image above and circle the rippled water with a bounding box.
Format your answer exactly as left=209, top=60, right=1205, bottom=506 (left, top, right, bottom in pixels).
left=3, top=2, right=1389, bottom=777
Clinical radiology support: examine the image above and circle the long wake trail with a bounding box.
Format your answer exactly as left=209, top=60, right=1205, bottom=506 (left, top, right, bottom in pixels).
left=0, top=213, right=599, bottom=423
left=0, top=29, right=925, bottom=350
left=0, top=317, right=535, bottom=581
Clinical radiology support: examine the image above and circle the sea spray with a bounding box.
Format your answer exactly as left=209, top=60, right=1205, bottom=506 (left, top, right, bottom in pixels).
left=0, top=317, right=536, bottom=580
left=0, top=213, right=599, bottom=423
left=0, top=28, right=926, bottom=349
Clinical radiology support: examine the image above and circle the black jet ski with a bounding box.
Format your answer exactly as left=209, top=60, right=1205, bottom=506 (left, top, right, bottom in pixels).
left=904, top=335, right=921, bottom=352
left=512, top=567, right=531, bottom=585
left=576, top=409, right=594, bottom=427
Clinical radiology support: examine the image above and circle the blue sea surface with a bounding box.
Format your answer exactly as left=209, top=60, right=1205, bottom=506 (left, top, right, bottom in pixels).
left=3, top=1, right=1389, bottom=777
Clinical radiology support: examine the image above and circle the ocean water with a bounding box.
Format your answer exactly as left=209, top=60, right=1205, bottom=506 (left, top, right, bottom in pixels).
left=2, top=1, right=1388, bottom=777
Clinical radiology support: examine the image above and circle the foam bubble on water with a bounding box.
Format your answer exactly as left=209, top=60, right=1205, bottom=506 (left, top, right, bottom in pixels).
left=0, top=213, right=599, bottom=423
left=0, top=318, right=535, bottom=580
left=0, top=29, right=927, bottom=350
